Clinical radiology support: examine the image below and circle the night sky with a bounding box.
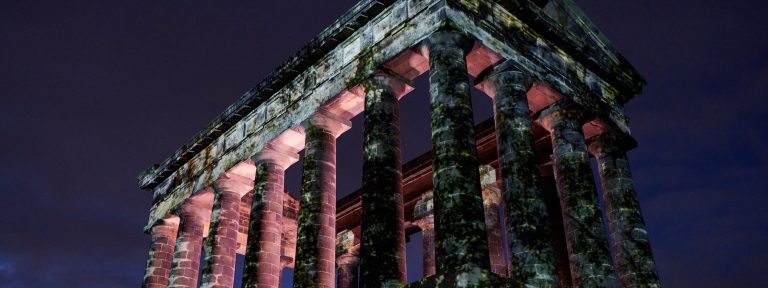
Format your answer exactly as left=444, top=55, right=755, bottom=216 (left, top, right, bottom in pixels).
left=1, top=0, right=767, bottom=287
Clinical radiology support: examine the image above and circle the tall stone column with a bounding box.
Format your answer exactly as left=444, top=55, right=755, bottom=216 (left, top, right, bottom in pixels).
left=538, top=103, right=617, bottom=287
left=201, top=172, right=252, bottom=288
left=168, top=197, right=210, bottom=288
left=242, top=147, right=299, bottom=288
left=142, top=216, right=179, bottom=288
left=588, top=133, right=660, bottom=288
left=478, top=67, right=560, bottom=286
left=413, top=191, right=436, bottom=278
left=359, top=73, right=408, bottom=287
left=293, top=110, right=350, bottom=288
left=479, top=166, right=507, bottom=276
left=423, top=29, right=493, bottom=285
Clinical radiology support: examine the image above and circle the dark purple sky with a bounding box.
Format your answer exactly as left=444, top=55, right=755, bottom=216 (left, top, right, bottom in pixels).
left=1, top=0, right=766, bottom=287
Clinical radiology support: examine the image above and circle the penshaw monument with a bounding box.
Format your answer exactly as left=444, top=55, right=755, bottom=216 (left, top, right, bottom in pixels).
left=138, top=0, right=661, bottom=287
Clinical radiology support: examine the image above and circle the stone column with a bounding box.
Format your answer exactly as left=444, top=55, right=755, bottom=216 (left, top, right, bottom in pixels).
left=425, top=30, right=491, bottom=281
left=479, top=166, right=507, bottom=276
left=359, top=73, right=408, bottom=287
left=142, top=216, right=179, bottom=288
left=168, top=197, right=210, bottom=288
left=336, top=230, right=360, bottom=288
left=293, top=110, right=350, bottom=288
left=413, top=191, right=436, bottom=278
left=201, top=172, right=252, bottom=288
left=478, top=67, right=560, bottom=286
left=242, top=147, right=299, bottom=288
left=588, top=133, right=661, bottom=288
left=538, top=103, right=617, bottom=287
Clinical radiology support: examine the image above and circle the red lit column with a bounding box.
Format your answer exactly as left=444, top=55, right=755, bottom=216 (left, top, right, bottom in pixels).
left=201, top=171, right=253, bottom=288
left=293, top=110, right=351, bottom=288
left=413, top=191, right=436, bottom=277
left=480, top=166, right=507, bottom=276
left=242, top=145, right=300, bottom=288
left=142, top=216, right=179, bottom=288
left=168, top=195, right=211, bottom=288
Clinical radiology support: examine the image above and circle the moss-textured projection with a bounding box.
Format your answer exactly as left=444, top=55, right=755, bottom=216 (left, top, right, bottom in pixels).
left=484, top=68, right=559, bottom=287
left=242, top=161, right=269, bottom=288
left=419, top=29, right=493, bottom=287
left=360, top=75, right=407, bottom=287
left=294, top=123, right=337, bottom=288
left=539, top=103, right=617, bottom=288
left=589, top=134, right=660, bottom=288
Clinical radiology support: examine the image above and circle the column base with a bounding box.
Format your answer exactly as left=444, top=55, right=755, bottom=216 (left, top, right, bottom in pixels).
left=406, top=271, right=519, bottom=288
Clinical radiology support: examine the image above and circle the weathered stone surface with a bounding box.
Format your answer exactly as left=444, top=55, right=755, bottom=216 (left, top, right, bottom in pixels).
left=538, top=102, right=617, bottom=288
left=140, top=0, right=645, bottom=234
left=424, top=29, right=492, bottom=286
left=142, top=216, right=179, bottom=288
left=589, top=134, right=660, bottom=288
left=242, top=158, right=294, bottom=288
left=168, top=195, right=212, bottom=288
left=293, top=116, right=347, bottom=288
left=478, top=66, right=559, bottom=287
left=359, top=73, right=408, bottom=287
left=139, top=0, right=657, bottom=286
left=201, top=172, right=252, bottom=288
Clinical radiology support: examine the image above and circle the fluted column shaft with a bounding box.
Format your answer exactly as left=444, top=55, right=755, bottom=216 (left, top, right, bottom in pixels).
left=294, top=113, right=348, bottom=288
left=483, top=69, right=559, bottom=286
left=202, top=173, right=251, bottom=288
left=168, top=201, right=208, bottom=287
left=589, top=134, right=660, bottom=288
left=243, top=155, right=294, bottom=288
left=426, top=30, right=491, bottom=280
left=142, top=218, right=179, bottom=288
left=539, top=104, right=617, bottom=287
left=359, top=74, right=407, bottom=287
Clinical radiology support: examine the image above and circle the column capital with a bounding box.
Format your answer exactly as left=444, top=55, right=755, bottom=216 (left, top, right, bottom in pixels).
left=153, top=215, right=180, bottom=231
left=587, top=130, right=638, bottom=156
left=253, top=145, right=300, bottom=169
left=536, top=101, right=589, bottom=132
left=425, top=29, right=474, bottom=56
left=302, top=108, right=352, bottom=138
left=174, top=190, right=213, bottom=219
left=474, top=60, right=534, bottom=99
left=360, top=71, right=414, bottom=100
left=214, top=172, right=254, bottom=197
left=413, top=190, right=434, bottom=220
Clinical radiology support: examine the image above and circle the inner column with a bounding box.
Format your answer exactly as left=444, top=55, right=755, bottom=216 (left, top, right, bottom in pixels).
left=588, top=132, right=661, bottom=287
left=359, top=72, right=408, bottom=287
left=293, top=110, right=350, bottom=288
left=478, top=65, right=560, bottom=286
left=538, top=102, right=617, bottom=287
left=425, top=29, right=491, bottom=282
